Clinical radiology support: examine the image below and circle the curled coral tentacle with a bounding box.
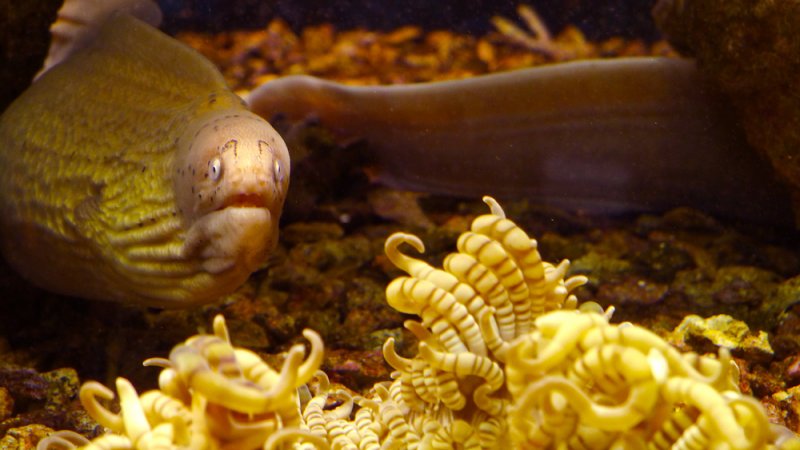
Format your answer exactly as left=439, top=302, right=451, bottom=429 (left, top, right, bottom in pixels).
left=576, top=301, right=606, bottom=315
left=204, top=401, right=279, bottom=446
left=135, top=421, right=175, bottom=449
left=471, top=198, right=546, bottom=322
left=649, top=406, right=700, bottom=449
left=142, top=357, right=190, bottom=403
left=169, top=334, right=243, bottom=400
left=647, top=348, right=670, bottom=385
left=327, top=390, right=355, bottom=421
left=436, top=370, right=467, bottom=411
left=384, top=232, right=427, bottom=276
left=157, top=367, right=191, bottom=406
left=310, top=369, right=331, bottom=394
left=473, top=383, right=506, bottom=417
left=457, top=231, right=531, bottom=332
left=477, top=306, right=510, bottom=362
left=79, top=381, right=124, bottom=432
left=517, top=311, right=608, bottom=374
left=36, top=430, right=91, bottom=450
left=139, top=390, right=192, bottom=442
left=169, top=344, right=268, bottom=414
left=563, top=271, right=588, bottom=292
left=353, top=401, right=381, bottom=450
left=517, top=375, right=658, bottom=432
left=420, top=280, right=487, bottom=356
left=678, top=347, right=735, bottom=391
left=188, top=335, right=243, bottom=378
left=403, top=320, right=433, bottom=343
left=234, top=348, right=279, bottom=389
left=509, top=380, right=579, bottom=448
left=301, top=388, right=358, bottom=448
left=389, top=277, right=472, bottom=354
left=325, top=417, right=360, bottom=450
left=141, top=357, right=171, bottom=369
left=416, top=365, right=441, bottom=405
left=474, top=415, right=504, bottom=449
left=296, top=328, right=325, bottom=387
left=544, top=259, right=570, bottom=287
left=471, top=214, right=528, bottom=253
left=385, top=277, right=424, bottom=315
left=581, top=324, right=734, bottom=389
left=469, top=210, right=540, bottom=272
left=433, top=419, right=480, bottom=448
left=262, top=427, right=331, bottom=450
left=481, top=196, right=505, bottom=218
left=660, top=377, right=749, bottom=449
left=75, top=434, right=132, bottom=449
left=261, top=343, right=306, bottom=404
left=725, top=394, right=770, bottom=450
left=543, top=260, right=584, bottom=311
left=373, top=384, right=420, bottom=448
left=303, top=393, right=328, bottom=440
left=115, top=377, right=151, bottom=445
left=382, top=337, right=413, bottom=372
left=418, top=342, right=504, bottom=392
left=565, top=344, right=648, bottom=396
left=444, top=252, right=517, bottom=341
left=212, top=313, right=231, bottom=343
left=304, top=371, right=353, bottom=441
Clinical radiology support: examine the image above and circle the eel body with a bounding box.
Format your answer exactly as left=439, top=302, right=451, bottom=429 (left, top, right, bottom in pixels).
left=248, top=58, right=793, bottom=226
left=0, top=15, right=290, bottom=307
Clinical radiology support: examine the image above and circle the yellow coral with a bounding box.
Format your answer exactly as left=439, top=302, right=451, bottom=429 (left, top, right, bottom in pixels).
left=39, top=315, right=325, bottom=450
left=504, top=310, right=769, bottom=449
left=37, top=196, right=799, bottom=450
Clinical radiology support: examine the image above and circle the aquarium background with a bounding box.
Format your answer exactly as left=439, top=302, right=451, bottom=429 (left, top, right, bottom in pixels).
left=2, top=1, right=800, bottom=448
left=158, top=0, right=661, bottom=40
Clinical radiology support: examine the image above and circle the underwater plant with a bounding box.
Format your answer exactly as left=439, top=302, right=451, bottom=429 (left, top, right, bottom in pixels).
left=35, top=197, right=798, bottom=450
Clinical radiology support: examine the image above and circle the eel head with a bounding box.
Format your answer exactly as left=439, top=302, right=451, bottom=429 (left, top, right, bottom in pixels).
left=175, top=109, right=290, bottom=275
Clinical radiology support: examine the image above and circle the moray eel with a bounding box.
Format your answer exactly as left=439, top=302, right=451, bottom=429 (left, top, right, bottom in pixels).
left=0, top=14, right=290, bottom=307
left=248, top=58, right=793, bottom=226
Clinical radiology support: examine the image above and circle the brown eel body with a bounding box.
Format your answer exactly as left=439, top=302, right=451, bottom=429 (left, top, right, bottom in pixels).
left=247, top=57, right=793, bottom=226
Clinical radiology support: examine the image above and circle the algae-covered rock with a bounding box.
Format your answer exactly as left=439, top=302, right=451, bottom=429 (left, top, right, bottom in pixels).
left=0, top=424, right=54, bottom=450
left=0, top=366, right=98, bottom=444
left=670, top=313, right=774, bottom=362
left=670, top=265, right=799, bottom=329
left=0, top=389, right=11, bottom=423
left=654, top=0, right=800, bottom=220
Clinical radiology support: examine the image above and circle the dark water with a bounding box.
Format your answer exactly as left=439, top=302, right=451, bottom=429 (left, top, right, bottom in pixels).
left=159, top=0, right=662, bottom=40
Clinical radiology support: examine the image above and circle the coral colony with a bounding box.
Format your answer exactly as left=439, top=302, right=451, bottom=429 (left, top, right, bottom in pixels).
left=37, top=198, right=798, bottom=449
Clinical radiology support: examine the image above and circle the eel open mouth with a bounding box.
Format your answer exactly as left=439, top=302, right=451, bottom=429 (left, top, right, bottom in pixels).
left=219, top=193, right=269, bottom=210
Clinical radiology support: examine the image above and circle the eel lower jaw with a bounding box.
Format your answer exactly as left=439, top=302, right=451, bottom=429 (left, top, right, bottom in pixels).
left=184, top=207, right=275, bottom=275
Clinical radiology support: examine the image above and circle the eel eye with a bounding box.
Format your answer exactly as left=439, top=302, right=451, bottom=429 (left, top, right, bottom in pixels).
left=273, top=159, right=283, bottom=184
left=210, top=157, right=223, bottom=181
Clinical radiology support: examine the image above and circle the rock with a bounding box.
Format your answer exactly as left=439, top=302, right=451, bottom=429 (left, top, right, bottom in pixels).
left=654, top=0, right=800, bottom=222
left=670, top=313, right=774, bottom=362
left=0, top=424, right=54, bottom=450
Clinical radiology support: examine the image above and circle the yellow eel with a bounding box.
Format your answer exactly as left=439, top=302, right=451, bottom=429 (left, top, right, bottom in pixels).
left=247, top=59, right=793, bottom=226
left=0, top=14, right=290, bottom=307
